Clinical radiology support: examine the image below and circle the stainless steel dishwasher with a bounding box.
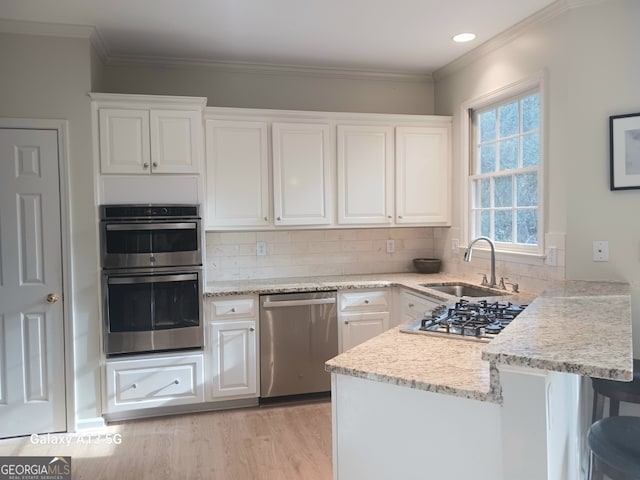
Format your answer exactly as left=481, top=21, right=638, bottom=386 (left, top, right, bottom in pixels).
left=260, top=291, right=338, bottom=398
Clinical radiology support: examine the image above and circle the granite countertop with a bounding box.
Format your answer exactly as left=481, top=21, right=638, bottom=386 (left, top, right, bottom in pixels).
left=205, top=273, right=633, bottom=401
left=205, top=272, right=527, bottom=303
left=482, top=281, right=633, bottom=381
left=325, top=326, right=502, bottom=403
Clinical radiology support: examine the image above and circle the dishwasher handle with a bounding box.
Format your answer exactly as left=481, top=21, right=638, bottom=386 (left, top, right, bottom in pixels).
left=262, top=298, right=336, bottom=308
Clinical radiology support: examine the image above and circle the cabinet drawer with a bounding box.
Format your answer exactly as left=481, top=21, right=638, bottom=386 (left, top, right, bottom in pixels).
left=210, top=296, right=256, bottom=319
left=339, top=289, right=389, bottom=312
left=105, top=353, right=204, bottom=413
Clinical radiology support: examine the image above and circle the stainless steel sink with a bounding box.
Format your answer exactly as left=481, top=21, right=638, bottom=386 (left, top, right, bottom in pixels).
left=419, top=283, right=506, bottom=298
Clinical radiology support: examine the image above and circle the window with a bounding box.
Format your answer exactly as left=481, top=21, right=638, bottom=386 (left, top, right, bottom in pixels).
left=469, top=89, right=542, bottom=254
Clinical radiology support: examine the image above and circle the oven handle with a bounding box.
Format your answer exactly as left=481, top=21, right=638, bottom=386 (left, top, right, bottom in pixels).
left=105, top=222, right=197, bottom=231
left=107, top=273, right=198, bottom=285
left=262, top=298, right=336, bottom=308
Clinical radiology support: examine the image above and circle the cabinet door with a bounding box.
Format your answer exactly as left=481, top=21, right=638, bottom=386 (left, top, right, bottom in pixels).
left=395, top=126, right=451, bottom=225
left=208, top=320, right=258, bottom=399
left=205, top=120, right=269, bottom=228
left=150, top=109, right=202, bottom=174
left=99, top=108, right=151, bottom=174
left=272, top=122, right=332, bottom=226
left=397, top=290, right=441, bottom=327
left=337, top=125, right=394, bottom=225
left=341, top=312, right=389, bottom=352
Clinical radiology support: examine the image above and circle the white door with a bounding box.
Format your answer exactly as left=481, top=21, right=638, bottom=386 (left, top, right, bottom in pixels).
left=337, top=125, right=394, bottom=225
left=0, top=128, right=66, bottom=438
left=272, top=122, right=332, bottom=226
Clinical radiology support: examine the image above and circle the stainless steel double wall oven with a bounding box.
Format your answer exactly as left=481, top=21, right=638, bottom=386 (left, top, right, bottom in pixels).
left=100, top=204, right=204, bottom=355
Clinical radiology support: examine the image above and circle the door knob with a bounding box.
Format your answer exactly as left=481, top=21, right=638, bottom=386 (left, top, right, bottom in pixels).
left=46, top=293, right=60, bottom=304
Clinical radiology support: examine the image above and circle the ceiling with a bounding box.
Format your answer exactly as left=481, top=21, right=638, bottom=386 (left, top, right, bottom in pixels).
left=0, top=0, right=558, bottom=74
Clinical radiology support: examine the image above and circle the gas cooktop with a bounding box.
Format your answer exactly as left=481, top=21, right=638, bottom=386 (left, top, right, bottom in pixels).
left=400, top=299, right=527, bottom=342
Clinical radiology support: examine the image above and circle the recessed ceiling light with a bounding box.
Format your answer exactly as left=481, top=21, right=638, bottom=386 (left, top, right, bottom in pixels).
left=453, top=33, right=476, bottom=43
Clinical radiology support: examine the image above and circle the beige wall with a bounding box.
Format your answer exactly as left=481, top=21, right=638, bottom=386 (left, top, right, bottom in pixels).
left=100, top=62, right=435, bottom=114
left=432, top=10, right=570, bottom=294
left=0, top=33, right=101, bottom=426
left=434, top=0, right=640, bottom=352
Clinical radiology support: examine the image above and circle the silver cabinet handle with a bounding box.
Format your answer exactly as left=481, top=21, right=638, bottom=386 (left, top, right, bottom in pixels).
left=230, top=307, right=236, bottom=313
left=263, top=298, right=336, bottom=308
left=408, top=303, right=415, bottom=308
left=276, top=216, right=281, bottom=221
left=143, top=163, right=149, bottom=169
left=249, top=327, right=255, bottom=332
left=174, top=379, right=180, bottom=385
left=398, top=215, right=403, bottom=219
left=387, top=215, right=392, bottom=219
left=344, top=321, right=349, bottom=325
left=132, top=383, right=137, bottom=389
left=364, top=299, right=370, bottom=304
left=264, top=217, right=268, bottom=221
left=152, top=162, right=158, bottom=168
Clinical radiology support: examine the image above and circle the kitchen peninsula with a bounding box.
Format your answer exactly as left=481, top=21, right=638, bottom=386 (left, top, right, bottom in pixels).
left=325, top=279, right=632, bottom=480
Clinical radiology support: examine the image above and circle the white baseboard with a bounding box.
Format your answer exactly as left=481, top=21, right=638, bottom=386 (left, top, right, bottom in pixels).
left=74, top=417, right=107, bottom=432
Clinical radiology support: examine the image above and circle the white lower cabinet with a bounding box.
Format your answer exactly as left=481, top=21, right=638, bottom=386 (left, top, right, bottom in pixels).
left=341, top=312, right=389, bottom=352
left=394, top=288, right=441, bottom=328
left=338, top=289, right=389, bottom=352
left=104, top=352, right=205, bottom=414
left=207, top=320, right=258, bottom=399
left=206, top=295, right=259, bottom=400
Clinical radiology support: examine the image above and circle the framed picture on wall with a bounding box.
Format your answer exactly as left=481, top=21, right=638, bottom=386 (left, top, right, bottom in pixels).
left=610, top=112, right=640, bottom=190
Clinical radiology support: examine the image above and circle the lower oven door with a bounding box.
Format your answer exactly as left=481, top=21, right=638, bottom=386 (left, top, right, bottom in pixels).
left=103, top=269, right=204, bottom=355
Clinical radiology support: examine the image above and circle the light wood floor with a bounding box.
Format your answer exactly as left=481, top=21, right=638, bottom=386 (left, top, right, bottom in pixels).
left=0, top=399, right=333, bottom=480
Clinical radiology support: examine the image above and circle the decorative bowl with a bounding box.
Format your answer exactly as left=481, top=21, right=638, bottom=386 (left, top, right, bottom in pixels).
left=413, top=258, right=441, bottom=274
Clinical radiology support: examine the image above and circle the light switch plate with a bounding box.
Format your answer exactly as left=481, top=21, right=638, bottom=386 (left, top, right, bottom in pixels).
left=256, top=241, right=267, bottom=256
left=546, top=247, right=557, bottom=266
left=386, top=239, right=395, bottom=253
left=593, top=240, right=608, bottom=262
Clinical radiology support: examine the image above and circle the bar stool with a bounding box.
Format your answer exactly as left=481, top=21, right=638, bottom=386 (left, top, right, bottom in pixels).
left=588, top=416, right=640, bottom=480
left=592, top=359, right=640, bottom=422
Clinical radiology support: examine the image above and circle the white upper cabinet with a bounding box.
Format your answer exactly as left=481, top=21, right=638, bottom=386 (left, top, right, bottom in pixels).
left=337, top=125, right=394, bottom=225
left=272, top=122, right=332, bottom=226
left=150, top=110, right=203, bottom=174
left=92, top=93, right=206, bottom=176
left=202, top=108, right=451, bottom=230
left=395, top=126, right=451, bottom=225
left=99, top=108, right=151, bottom=174
left=205, top=120, right=269, bottom=228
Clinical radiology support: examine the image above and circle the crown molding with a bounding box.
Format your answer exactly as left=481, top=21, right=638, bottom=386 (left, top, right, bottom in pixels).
left=0, top=17, right=95, bottom=39
left=432, top=0, right=609, bottom=82
left=103, top=54, right=433, bottom=83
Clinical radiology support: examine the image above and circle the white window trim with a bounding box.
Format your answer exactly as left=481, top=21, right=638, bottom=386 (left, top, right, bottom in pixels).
left=459, top=70, right=547, bottom=263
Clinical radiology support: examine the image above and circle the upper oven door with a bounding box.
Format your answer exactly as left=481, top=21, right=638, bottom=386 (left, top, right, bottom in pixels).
left=101, top=219, right=202, bottom=269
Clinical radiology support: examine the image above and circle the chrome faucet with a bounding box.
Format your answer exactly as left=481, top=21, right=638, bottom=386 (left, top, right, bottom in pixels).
left=464, top=236, right=497, bottom=288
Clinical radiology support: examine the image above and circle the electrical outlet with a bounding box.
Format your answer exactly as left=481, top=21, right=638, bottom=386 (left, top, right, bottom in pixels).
left=546, top=247, right=557, bottom=266
left=386, top=239, right=395, bottom=253
left=256, top=241, right=267, bottom=256
left=593, top=241, right=608, bottom=262
left=451, top=239, right=460, bottom=252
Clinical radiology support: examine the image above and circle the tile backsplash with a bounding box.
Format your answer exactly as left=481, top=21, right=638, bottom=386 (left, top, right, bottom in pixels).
left=205, top=226, right=566, bottom=292
left=205, top=227, right=436, bottom=281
